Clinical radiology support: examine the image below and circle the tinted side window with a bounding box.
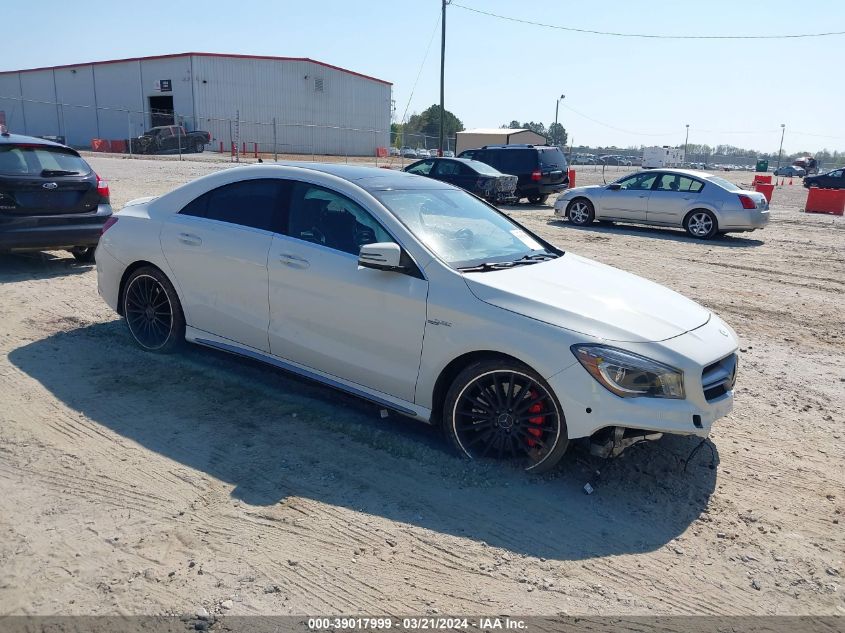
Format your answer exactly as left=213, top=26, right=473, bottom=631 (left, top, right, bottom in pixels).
left=617, top=173, right=658, bottom=191
left=287, top=183, right=392, bottom=256
left=179, top=179, right=280, bottom=231
left=433, top=160, right=461, bottom=176
left=406, top=160, right=434, bottom=175
left=179, top=192, right=209, bottom=218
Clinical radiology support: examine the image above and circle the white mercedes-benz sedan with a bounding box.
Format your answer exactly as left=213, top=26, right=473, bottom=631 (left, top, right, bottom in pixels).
left=97, top=163, right=739, bottom=473
left=554, top=169, right=769, bottom=239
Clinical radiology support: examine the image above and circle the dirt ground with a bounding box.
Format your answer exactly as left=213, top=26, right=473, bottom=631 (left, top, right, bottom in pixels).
left=0, top=155, right=842, bottom=617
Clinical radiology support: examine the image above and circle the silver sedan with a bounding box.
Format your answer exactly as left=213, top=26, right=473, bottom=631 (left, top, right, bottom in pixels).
left=554, top=169, right=770, bottom=239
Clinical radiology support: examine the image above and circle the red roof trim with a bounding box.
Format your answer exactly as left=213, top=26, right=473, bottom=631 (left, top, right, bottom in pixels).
left=0, top=52, right=392, bottom=85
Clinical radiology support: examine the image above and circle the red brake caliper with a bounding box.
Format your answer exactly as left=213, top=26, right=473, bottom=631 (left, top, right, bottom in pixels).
left=525, top=389, right=544, bottom=448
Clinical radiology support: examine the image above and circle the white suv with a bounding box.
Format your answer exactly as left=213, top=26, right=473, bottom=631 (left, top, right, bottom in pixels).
left=97, top=163, right=738, bottom=473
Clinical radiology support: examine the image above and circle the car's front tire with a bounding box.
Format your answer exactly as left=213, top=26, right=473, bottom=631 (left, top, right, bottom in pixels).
left=122, top=266, right=185, bottom=353
left=443, top=359, right=569, bottom=474
left=684, top=209, right=719, bottom=239
left=528, top=194, right=549, bottom=205
left=566, top=198, right=595, bottom=226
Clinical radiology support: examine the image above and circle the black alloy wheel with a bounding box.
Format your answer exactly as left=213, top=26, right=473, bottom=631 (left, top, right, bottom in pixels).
left=123, top=267, right=184, bottom=352
left=444, top=361, right=569, bottom=473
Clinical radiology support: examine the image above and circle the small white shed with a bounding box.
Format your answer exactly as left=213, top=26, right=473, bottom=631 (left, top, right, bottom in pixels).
left=456, top=128, right=547, bottom=155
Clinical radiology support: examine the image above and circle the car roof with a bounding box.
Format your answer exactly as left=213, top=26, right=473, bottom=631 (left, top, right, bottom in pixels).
left=271, top=162, right=451, bottom=191
left=651, top=168, right=724, bottom=179
left=0, top=132, right=68, bottom=148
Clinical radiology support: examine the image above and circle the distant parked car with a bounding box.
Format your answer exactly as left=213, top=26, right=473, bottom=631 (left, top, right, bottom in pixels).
left=442, top=150, right=455, bottom=158
left=428, top=149, right=439, bottom=158
left=0, top=127, right=112, bottom=261
left=773, top=165, right=805, bottom=177
left=554, top=168, right=769, bottom=239
left=131, top=125, right=211, bottom=154
left=803, top=168, right=845, bottom=189
left=459, top=144, right=569, bottom=204
left=400, top=147, right=417, bottom=158
left=389, top=147, right=400, bottom=157
left=403, top=157, right=518, bottom=203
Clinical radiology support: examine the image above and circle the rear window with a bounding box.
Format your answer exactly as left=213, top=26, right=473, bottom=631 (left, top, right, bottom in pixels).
left=493, top=149, right=536, bottom=174
left=464, top=159, right=500, bottom=176
left=706, top=176, right=742, bottom=192
left=0, top=145, right=91, bottom=176
left=538, top=148, right=568, bottom=169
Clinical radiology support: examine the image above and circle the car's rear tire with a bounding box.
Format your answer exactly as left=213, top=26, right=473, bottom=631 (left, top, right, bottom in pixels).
left=684, top=209, right=719, bottom=239
left=528, top=194, right=549, bottom=205
left=443, top=359, right=569, bottom=474
left=71, top=247, right=96, bottom=263
left=566, top=199, right=595, bottom=226
left=122, top=266, right=185, bottom=353
left=193, top=141, right=204, bottom=153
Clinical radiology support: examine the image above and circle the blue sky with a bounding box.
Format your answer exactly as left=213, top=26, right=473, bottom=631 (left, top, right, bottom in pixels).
left=2, top=0, right=842, bottom=153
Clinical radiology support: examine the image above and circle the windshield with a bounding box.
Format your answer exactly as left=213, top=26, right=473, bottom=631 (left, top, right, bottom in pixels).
left=707, top=175, right=742, bottom=191
left=374, top=189, right=556, bottom=268
left=0, top=145, right=91, bottom=176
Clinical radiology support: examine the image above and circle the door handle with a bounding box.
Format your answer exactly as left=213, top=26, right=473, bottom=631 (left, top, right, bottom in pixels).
left=638, top=194, right=647, bottom=198
left=177, top=232, right=202, bottom=246
left=278, top=253, right=310, bottom=269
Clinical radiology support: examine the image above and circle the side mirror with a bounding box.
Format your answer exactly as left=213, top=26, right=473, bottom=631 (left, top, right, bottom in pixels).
left=358, top=242, right=403, bottom=271
left=607, top=183, right=622, bottom=190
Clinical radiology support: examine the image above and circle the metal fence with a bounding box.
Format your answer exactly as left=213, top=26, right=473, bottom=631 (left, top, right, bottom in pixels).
left=0, top=95, right=391, bottom=160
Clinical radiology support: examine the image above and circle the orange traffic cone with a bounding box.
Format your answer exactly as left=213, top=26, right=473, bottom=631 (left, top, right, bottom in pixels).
left=789, top=177, right=793, bottom=185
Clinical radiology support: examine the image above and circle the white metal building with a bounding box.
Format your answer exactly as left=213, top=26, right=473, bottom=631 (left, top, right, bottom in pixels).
left=0, top=53, right=392, bottom=155
left=456, top=128, right=547, bottom=155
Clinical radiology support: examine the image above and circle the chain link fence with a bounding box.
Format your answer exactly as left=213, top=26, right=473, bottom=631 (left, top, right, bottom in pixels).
left=0, top=95, right=394, bottom=162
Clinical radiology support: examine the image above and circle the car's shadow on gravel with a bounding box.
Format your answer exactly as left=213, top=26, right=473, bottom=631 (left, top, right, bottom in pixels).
left=546, top=220, right=765, bottom=247
left=9, top=322, right=719, bottom=561
left=0, top=252, right=94, bottom=280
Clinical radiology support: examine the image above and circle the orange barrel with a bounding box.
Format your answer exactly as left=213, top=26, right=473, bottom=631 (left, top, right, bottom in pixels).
left=754, top=183, right=774, bottom=203
left=805, top=188, right=845, bottom=215
left=753, top=174, right=772, bottom=185
left=568, top=169, right=576, bottom=188
left=109, top=139, right=126, bottom=153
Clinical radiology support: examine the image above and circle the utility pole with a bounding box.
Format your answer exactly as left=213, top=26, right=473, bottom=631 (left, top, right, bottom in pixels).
left=684, top=124, right=689, bottom=164
left=554, top=94, right=565, bottom=146
left=438, top=0, right=447, bottom=156
left=776, top=123, right=786, bottom=171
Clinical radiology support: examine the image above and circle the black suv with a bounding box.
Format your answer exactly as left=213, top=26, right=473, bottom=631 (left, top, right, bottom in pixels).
left=0, top=128, right=112, bottom=262
left=458, top=144, right=569, bottom=204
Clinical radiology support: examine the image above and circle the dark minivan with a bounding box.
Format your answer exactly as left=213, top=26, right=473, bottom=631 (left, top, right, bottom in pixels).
left=458, top=144, right=569, bottom=204
left=0, top=128, right=112, bottom=262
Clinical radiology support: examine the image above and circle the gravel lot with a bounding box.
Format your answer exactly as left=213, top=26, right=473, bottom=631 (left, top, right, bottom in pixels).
left=1, top=155, right=842, bottom=617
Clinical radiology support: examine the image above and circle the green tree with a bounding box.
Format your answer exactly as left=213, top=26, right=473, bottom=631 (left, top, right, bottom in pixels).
left=405, top=104, right=464, bottom=141
left=548, top=122, right=567, bottom=147
left=390, top=122, right=403, bottom=147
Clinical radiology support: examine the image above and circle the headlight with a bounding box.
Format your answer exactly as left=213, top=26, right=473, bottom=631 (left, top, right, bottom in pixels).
left=571, top=345, right=685, bottom=399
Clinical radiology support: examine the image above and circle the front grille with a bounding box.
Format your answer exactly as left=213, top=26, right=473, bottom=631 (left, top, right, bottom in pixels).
left=702, top=353, right=738, bottom=401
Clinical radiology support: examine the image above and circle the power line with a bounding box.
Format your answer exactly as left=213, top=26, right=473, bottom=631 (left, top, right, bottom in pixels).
left=451, top=2, right=845, bottom=40
left=561, top=103, right=675, bottom=137
left=398, top=9, right=441, bottom=128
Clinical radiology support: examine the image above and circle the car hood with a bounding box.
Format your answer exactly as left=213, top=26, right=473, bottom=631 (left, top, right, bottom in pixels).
left=464, top=253, right=711, bottom=343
